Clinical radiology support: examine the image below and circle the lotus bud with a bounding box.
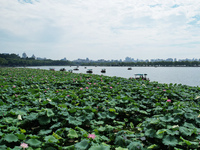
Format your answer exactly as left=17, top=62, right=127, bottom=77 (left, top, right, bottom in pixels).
left=17, top=115, right=22, bottom=120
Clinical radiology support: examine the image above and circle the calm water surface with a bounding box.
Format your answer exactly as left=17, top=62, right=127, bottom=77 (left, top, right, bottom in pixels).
left=27, top=66, right=200, bottom=87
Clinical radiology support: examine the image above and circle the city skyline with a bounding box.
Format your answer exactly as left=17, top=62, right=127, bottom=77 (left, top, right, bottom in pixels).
left=1, top=1, right=200, bottom=60
left=2, top=52, right=200, bottom=63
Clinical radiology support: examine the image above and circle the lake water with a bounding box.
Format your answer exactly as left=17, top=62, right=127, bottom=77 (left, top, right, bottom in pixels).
left=27, top=66, right=200, bottom=87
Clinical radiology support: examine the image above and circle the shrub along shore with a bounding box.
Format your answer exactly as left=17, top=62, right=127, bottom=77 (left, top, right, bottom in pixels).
left=0, top=68, right=200, bottom=150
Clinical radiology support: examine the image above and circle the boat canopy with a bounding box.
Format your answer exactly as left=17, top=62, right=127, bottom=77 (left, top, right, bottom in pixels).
left=135, top=74, right=144, bottom=76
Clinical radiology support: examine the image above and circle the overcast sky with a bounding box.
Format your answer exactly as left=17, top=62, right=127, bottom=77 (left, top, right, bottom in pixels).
left=0, top=0, right=200, bottom=60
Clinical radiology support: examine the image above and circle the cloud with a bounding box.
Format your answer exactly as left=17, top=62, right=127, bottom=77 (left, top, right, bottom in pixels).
left=0, top=0, right=200, bottom=60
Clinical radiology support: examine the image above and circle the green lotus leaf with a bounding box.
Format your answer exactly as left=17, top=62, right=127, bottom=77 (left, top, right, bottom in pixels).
left=50, top=122, right=61, bottom=129
left=155, top=129, right=166, bottom=139
left=98, top=112, right=107, bottom=119
left=38, top=116, right=51, bottom=125
left=68, top=116, right=82, bottom=126
left=183, top=122, right=196, bottom=129
left=89, top=144, right=110, bottom=150
left=145, top=129, right=156, bottom=138
left=100, top=135, right=109, bottom=142
left=180, top=136, right=199, bottom=147
left=109, top=108, right=116, bottom=112
left=148, top=118, right=160, bottom=125
left=4, top=117, right=14, bottom=124
left=16, top=134, right=26, bottom=140
left=115, top=147, right=128, bottom=150
left=45, top=147, right=57, bottom=150
left=162, top=135, right=178, bottom=146
left=159, top=116, right=174, bottom=122
left=85, top=113, right=94, bottom=120
left=166, top=129, right=179, bottom=135
left=68, top=129, right=78, bottom=139
left=4, top=134, right=18, bottom=142
left=38, top=129, right=52, bottom=135
left=46, top=109, right=55, bottom=117
left=173, top=109, right=184, bottom=115
left=44, top=135, right=58, bottom=143
left=62, top=145, right=75, bottom=150
left=69, top=108, right=77, bottom=113
left=26, top=139, right=42, bottom=147
left=139, top=110, right=148, bottom=115
left=52, top=132, right=62, bottom=140
left=184, top=113, right=195, bottom=120
left=75, top=139, right=89, bottom=150
left=107, top=112, right=116, bottom=119
left=127, top=141, right=143, bottom=150
left=179, top=126, right=193, bottom=136
left=196, top=117, right=200, bottom=124
left=98, top=126, right=106, bottom=132
left=7, top=126, right=18, bottom=131
left=0, top=145, right=7, bottom=150
left=114, top=136, right=125, bottom=146
left=147, top=144, right=159, bottom=149
left=26, top=112, right=38, bottom=121
left=60, top=111, right=69, bottom=117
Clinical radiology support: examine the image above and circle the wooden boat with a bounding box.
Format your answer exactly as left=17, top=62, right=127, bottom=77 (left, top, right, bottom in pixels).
left=101, top=69, right=106, bottom=73
left=68, top=69, right=73, bottom=73
left=73, top=67, right=79, bottom=71
left=60, top=68, right=66, bottom=71
left=49, top=68, right=55, bottom=71
left=134, top=74, right=149, bottom=81
left=86, top=69, right=93, bottom=73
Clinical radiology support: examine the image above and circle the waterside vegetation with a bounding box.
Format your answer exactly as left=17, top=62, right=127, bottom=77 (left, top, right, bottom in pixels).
left=0, top=68, right=200, bottom=150
left=1, top=53, right=200, bottom=67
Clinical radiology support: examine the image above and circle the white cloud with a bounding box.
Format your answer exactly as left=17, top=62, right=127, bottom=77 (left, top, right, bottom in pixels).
left=0, top=0, right=200, bottom=60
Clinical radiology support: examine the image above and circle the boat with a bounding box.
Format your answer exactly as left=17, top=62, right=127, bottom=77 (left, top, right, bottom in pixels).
left=49, top=68, right=55, bottom=71
left=60, top=68, right=66, bottom=71
left=134, top=74, right=149, bottom=81
left=86, top=69, right=93, bottom=73
left=128, top=67, right=132, bottom=70
left=73, top=67, right=79, bottom=71
left=101, top=69, right=106, bottom=73
left=68, top=69, right=73, bottom=73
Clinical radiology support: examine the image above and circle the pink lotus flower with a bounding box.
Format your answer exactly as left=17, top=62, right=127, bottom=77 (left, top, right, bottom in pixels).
left=110, top=87, right=113, bottom=89
left=80, top=88, right=83, bottom=90
left=20, top=143, right=28, bottom=149
left=67, top=95, right=70, bottom=97
left=167, top=99, right=171, bottom=102
left=13, top=85, right=16, bottom=88
left=88, top=134, right=96, bottom=139
left=163, top=89, right=166, bottom=91
left=86, top=87, right=89, bottom=89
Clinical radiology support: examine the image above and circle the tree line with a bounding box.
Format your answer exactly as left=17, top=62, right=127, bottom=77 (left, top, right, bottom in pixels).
left=1, top=53, right=200, bottom=67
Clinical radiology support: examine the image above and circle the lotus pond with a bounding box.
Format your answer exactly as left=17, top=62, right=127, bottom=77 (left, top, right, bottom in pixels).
left=0, top=68, right=200, bottom=150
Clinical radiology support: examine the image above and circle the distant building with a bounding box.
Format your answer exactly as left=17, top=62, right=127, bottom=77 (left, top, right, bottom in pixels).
left=61, top=57, right=67, bottom=61
left=31, top=54, right=36, bottom=59
left=37, top=57, right=46, bottom=60
left=22, top=52, right=28, bottom=59
left=166, top=58, right=173, bottom=62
